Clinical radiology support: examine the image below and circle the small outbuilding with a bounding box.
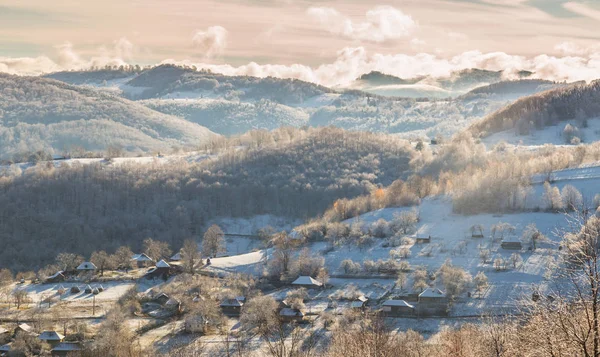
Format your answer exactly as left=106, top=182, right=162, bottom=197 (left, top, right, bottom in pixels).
left=501, top=237, right=522, bottom=250
left=416, top=236, right=431, bottom=244
left=291, top=276, right=323, bottom=289
left=84, top=285, right=93, bottom=294
left=170, top=252, right=182, bottom=262
left=145, top=260, right=171, bottom=280
left=14, top=323, right=35, bottom=337
left=351, top=296, right=369, bottom=310
left=131, top=253, right=154, bottom=268
left=382, top=300, right=415, bottom=316
left=279, top=308, right=305, bottom=322
left=38, top=331, right=65, bottom=346
left=70, top=286, right=81, bottom=294
left=51, top=342, right=82, bottom=357
left=45, top=271, right=66, bottom=284
left=220, top=297, right=244, bottom=316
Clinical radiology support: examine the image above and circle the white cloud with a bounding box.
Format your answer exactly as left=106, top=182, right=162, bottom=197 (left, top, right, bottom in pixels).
left=563, top=2, right=600, bottom=21
left=307, top=6, right=416, bottom=43
left=192, top=26, right=228, bottom=58
left=2, top=38, right=600, bottom=89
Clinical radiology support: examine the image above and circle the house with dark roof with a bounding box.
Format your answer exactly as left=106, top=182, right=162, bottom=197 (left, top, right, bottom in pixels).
left=38, top=331, right=65, bottom=347
left=279, top=308, right=305, bottom=323
left=220, top=297, right=244, bottom=316
left=417, top=288, right=449, bottom=315
left=51, top=342, right=82, bottom=357
left=145, top=260, right=171, bottom=280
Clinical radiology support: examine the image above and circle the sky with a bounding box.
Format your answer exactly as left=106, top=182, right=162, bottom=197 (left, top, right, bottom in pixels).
left=1, top=0, right=599, bottom=86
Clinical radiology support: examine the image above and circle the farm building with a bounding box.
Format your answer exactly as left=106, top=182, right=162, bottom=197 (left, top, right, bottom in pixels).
left=351, top=296, right=369, bottom=310
left=145, top=260, right=172, bottom=280
left=382, top=300, right=414, bottom=317
left=291, top=276, right=323, bottom=289
left=220, top=297, right=245, bottom=316
left=501, top=237, right=522, bottom=250
left=76, top=262, right=97, bottom=272
left=418, top=288, right=448, bottom=315
left=51, top=342, right=82, bottom=357
left=14, top=323, right=35, bottom=337
left=170, top=252, right=182, bottom=261
left=45, top=271, right=66, bottom=284
left=38, top=331, right=64, bottom=346
left=279, top=308, right=305, bottom=322
left=415, top=236, right=431, bottom=244
left=131, top=253, right=153, bottom=268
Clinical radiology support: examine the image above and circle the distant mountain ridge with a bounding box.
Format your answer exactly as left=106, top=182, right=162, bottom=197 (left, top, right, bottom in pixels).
left=0, top=73, right=217, bottom=159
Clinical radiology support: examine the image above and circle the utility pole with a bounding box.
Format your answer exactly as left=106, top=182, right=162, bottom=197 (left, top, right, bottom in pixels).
left=92, top=295, right=96, bottom=316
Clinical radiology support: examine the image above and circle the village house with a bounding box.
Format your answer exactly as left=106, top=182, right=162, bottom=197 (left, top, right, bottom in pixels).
left=417, top=288, right=448, bottom=315
left=131, top=253, right=154, bottom=268
left=165, top=298, right=181, bottom=313
left=76, top=262, right=97, bottom=273
left=170, top=252, right=182, bottom=262
left=145, top=260, right=172, bottom=280
left=279, top=307, right=305, bottom=323
left=291, top=276, right=323, bottom=289
left=51, top=342, right=82, bottom=357
left=14, top=323, right=35, bottom=337
left=415, top=236, right=432, bottom=244
left=501, top=236, right=522, bottom=250
left=382, top=300, right=415, bottom=317
left=350, top=296, right=369, bottom=311
left=220, top=297, right=244, bottom=316
left=45, top=271, right=66, bottom=284
left=38, top=331, right=65, bottom=347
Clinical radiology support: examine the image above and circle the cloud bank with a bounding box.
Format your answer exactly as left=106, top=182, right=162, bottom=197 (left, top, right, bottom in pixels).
left=307, top=6, right=416, bottom=43
left=1, top=39, right=599, bottom=88
left=192, top=26, right=228, bottom=58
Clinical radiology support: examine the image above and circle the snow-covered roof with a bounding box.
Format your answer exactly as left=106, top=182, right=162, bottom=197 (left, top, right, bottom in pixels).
left=170, top=252, right=182, bottom=261
left=17, top=323, right=34, bottom=333
left=38, top=331, right=65, bottom=341
left=351, top=301, right=366, bottom=308
left=76, top=262, right=97, bottom=270
left=0, top=343, right=10, bottom=352
left=47, top=271, right=64, bottom=279
left=356, top=295, right=368, bottom=302
left=502, top=236, right=522, bottom=243
left=166, top=298, right=180, bottom=306
left=0, top=327, right=8, bottom=335
left=220, top=298, right=243, bottom=307
left=156, top=259, right=171, bottom=268
left=132, top=253, right=153, bottom=262
left=419, top=288, right=446, bottom=298
left=291, top=276, right=322, bottom=287
left=383, top=300, right=414, bottom=308
left=280, top=308, right=304, bottom=317
left=51, top=342, right=82, bottom=352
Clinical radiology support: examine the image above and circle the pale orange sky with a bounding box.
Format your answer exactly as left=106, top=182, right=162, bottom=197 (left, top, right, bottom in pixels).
left=1, top=0, right=599, bottom=84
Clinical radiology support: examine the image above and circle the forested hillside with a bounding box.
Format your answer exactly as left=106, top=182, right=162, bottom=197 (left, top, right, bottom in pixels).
left=470, top=80, right=600, bottom=137
left=0, top=127, right=415, bottom=271
left=142, top=98, right=309, bottom=135
left=0, top=74, right=217, bottom=159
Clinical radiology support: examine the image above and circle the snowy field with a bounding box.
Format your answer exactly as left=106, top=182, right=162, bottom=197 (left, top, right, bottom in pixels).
left=15, top=280, right=136, bottom=305
left=483, top=117, right=600, bottom=148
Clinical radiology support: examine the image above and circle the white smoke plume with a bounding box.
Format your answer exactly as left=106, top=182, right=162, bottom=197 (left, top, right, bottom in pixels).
left=192, top=26, right=228, bottom=58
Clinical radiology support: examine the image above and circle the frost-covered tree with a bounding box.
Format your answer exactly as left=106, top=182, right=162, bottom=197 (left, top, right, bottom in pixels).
left=561, top=184, right=583, bottom=211
left=202, top=225, right=225, bottom=258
